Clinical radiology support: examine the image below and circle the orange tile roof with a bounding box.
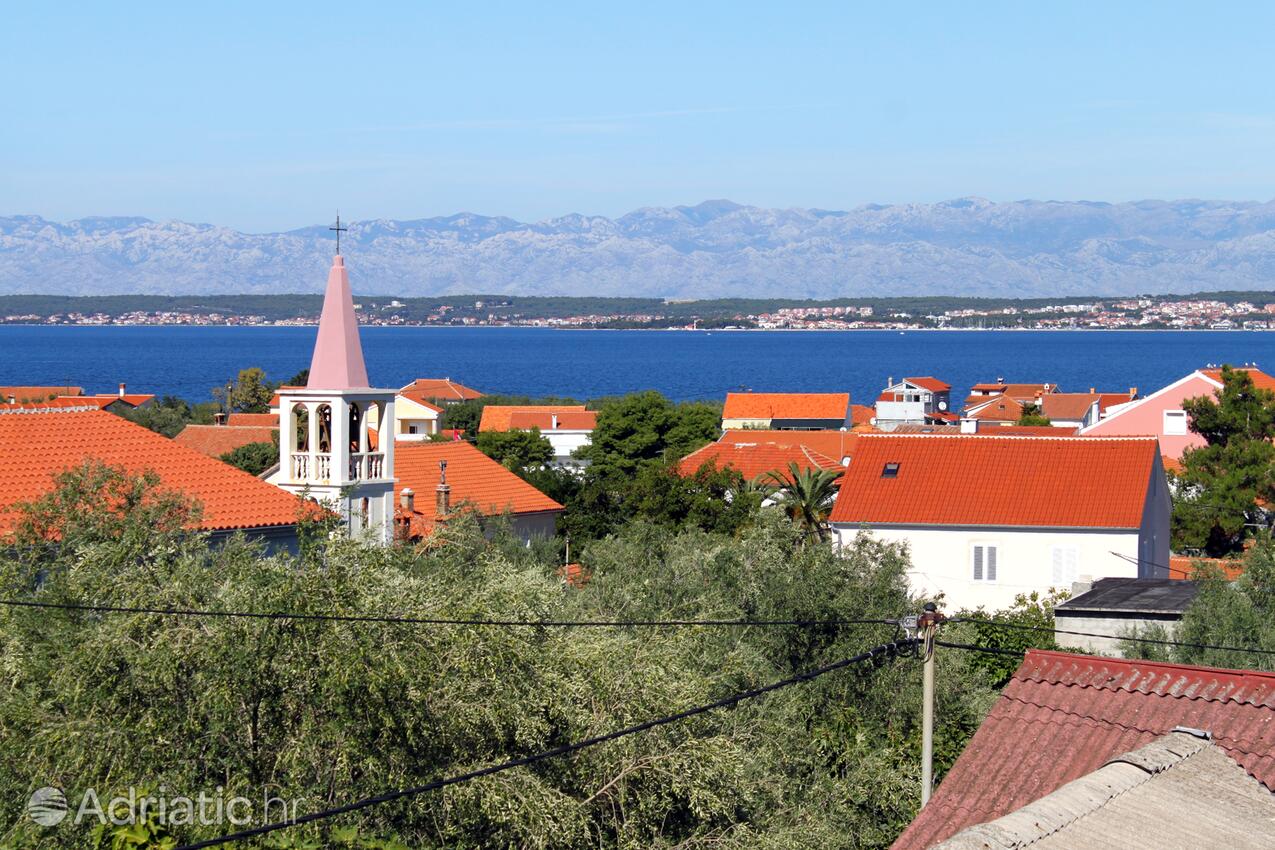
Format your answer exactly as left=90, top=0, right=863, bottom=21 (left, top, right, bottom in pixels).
left=1200, top=366, right=1275, bottom=391
left=0, top=397, right=101, bottom=413
left=399, top=377, right=484, bottom=401
left=0, top=411, right=305, bottom=534
left=506, top=410, right=597, bottom=431
left=903, top=376, right=951, bottom=392
left=1168, top=555, right=1245, bottom=581
left=828, top=434, right=1159, bottom=529
left=63, top=394, right=155, bottom=408
left=966, top=396, right=1023, bottom=421
left=969, top=382, right=1059, bottom=399
left=722, top=392, right=850, bottom=421
left=0, top=385, right=83, bottom=402
left=850, top=404, right=874, bottom=426
left=717, top=429, right=858, bottom=460
left=227, top=413, right=278, bottom=426
left=1039, top=392, right=1101, bottom=420
left=479, top=405, right=588, bottom=432
left=394, top=441, right=563, bottom=521
left=678, top=439, right=842, bottom=481
left=173, top=424, right=277, bottom=458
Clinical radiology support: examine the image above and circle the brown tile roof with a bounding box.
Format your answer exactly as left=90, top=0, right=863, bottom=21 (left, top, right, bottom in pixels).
left=1039, top=392, right=1101, bottom=421
left=892, top=650, right=1275, bottom=849
left=506, top=410, right=597, bottom=431
left=721, top=392, right=850, bottom=421
left=903, top=376, right=951, bottom=392
left=0, top=411, right=304, bottom=534
left=966, top=396, right=1023, bottom=421
left=394, top=440, right=563, bottom=526
left=478, top=405, right=588, bottom=432
left=0, top=385, right=83, bottom=402
left=399, top=377, right=484, bottom=402
left=828, top=434, right=1158, bottom=529
left=173, top=424, right=277, bottom=458
left=226, top=413, right=278, bottom=426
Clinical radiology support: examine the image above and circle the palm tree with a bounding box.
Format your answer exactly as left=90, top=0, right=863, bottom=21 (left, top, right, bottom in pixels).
left=758, top=461, right=844, bottom=542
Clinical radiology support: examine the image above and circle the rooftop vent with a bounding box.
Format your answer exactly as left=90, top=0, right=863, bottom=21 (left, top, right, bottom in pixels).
left=882, top=462, right=900, bottom=478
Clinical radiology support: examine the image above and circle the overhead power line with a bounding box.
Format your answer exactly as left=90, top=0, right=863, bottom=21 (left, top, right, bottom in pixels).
left=0, top=597, right=897, bottom=630
left=934, top=639, right=1024, bottom=657
left=173, top=636, right=919, bottom=850
left=954, top=615, right=1275, bottom=657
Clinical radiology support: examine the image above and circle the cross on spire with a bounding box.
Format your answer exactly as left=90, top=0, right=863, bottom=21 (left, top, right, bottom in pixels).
left=329, top=212, right=348, bottom=255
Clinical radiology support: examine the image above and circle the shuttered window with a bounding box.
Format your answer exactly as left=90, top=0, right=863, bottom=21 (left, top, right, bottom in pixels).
left=972, top=545, right=998, bottom=582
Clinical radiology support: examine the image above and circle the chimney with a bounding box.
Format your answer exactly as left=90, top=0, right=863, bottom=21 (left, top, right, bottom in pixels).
left=551, top=413, right=559, bottom=430
left=6, top=395, right=14, bottom=405
left=960, top=417, right=978, bottom=434
left=213, top=412, right=227, bottom=426
left=436, top=460, right=451, bottom=516
left=1089, top=386, right=1095, bottom=393
left=399, top=487, right=415, bottom=513
left=1129, top=387, right=1137, bottom=399
left=118, top=382, right=126, bottom=398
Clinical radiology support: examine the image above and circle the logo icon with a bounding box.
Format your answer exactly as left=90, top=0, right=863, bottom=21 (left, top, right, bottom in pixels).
left=27, top=787, right=68, bottom=827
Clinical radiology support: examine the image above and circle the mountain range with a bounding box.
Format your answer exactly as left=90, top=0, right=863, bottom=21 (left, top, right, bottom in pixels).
left=5, top=198, right=1275, bottom=299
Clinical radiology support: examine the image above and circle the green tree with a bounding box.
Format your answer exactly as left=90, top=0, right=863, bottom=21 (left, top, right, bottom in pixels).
left=1017, top=402, right=1051, bottom=426
left=115, top=395, right=217, bottom=438
left=578, top=391, right=719, bottom=477
left=439, top=394, right=581, bottom=437
left=475, top=427, right=554, bottom=471
left=760, top=462, right=844, bottom=543
left=1172, top=365, right=1275, bottom=555
left=214, top=367, right=275, bottom=414
left=220, top=433, right=280, bottom=477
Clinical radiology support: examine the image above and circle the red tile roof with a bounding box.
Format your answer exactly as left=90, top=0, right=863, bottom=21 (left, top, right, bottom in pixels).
left=227, top=413, right=278, bottom=427
left=969, top=382, right=1059, bottom=399
left=678, top=439, right=842, bottom=481
left=903, top=376, right=950, bottom=392
left=828, top=434, right=1158, bottom=529
left=850, top=404, right=875, bottom=426
left=0, top=385, right=83, bottom=402
left=0, top=397, right=102, bottom=413
left=722, top=392, right=850, bottom=421
left=1168, top=555, right=1245, bottom=581
left=399, top=377, right=484, bottom=401
left=965, top=396, right=1023, bottom=421
left=394, top=441, right=563, bottom=525
left=892, top=650, right=1275, bottom=850
left=717, top=429, right=858, bottom=460
left=173, top=424, right=277, bottom=458
left=479, top=405, right=588, bottom=432
left=1096, top=391, right=1137, bottom=412
left=506, top=410, right=597, bottom=431
left=0, top=411, right=304, bottom=534
left=64, top=394, right=156, bottom=409
left=1201, top=366, right=1275, bottom=391
left=1039, top=392, right=1100, bottom=420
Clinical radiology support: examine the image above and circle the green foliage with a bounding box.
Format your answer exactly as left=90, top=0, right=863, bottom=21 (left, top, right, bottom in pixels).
left=950, top=591, right=1065, bottom=687
left=759, top=462, right=844, bottom=543
left=116, top=395, right=218, bottom=438
left=475, top=427, right=554, bottom=471
left=220, top=434, right=280, bottom=477
left=214, top=367, right=276, bottom=414
left=1173, top=365, right=1275, bottom=555
left=438, top=394, right=581, bottom=436
left=1017, top=403, right=1050, bottom=426
left=1123, top=535, right=1275, bottom=670
left=577, top=391, right=720, bottom=478
left=0, top=468, right=1000, bottom=849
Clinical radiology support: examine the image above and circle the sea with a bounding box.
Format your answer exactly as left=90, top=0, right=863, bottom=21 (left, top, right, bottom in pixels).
left=3, top=326, right=1275, bottom=405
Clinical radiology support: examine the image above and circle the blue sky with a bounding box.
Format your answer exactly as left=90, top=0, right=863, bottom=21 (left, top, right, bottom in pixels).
left=6, top=1, right=1275, bottom=231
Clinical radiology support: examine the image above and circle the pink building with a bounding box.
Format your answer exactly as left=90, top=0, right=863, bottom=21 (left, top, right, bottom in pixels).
left=1081, top=365, right=1275, bottom=460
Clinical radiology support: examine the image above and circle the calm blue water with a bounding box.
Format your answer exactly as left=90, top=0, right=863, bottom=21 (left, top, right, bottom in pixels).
left=2, top=326, right=1274, bottom=404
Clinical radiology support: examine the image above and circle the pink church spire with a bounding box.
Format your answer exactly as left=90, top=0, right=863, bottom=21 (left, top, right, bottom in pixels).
left=307, top=254, right=370, bottom=389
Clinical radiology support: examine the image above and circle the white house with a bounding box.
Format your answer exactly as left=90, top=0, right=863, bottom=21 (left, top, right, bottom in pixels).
left=478, top=405, right=597, bottom=467
left=874, top=376, right=954, bottom=428
left=828, top=433, right=1170, bottom=611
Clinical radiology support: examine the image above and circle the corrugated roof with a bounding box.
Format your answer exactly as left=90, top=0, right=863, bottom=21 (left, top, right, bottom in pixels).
left=173, top=424, right=277, bottom=458
left=934, top=733, right=1275, bottom=850
left=478, top=405, right=588, bottom=432
left=828, top=434, right=1158, bottom=529
left=891, top=650, right=1275, bottom=850
left=0, top=411, right=304, bottom=534
left=722, top=392, right=850, bottom=421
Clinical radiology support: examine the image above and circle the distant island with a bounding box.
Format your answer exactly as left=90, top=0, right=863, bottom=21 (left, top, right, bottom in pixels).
left=3, top=291, right=1274, bottom=330
left=6, top=197, right=1275, bottom=300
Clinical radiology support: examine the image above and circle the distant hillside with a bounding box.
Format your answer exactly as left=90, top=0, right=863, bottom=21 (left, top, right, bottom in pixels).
left=5, top=198, right=1275, bottom=298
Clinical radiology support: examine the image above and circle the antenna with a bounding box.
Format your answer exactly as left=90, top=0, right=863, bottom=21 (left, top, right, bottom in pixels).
left=329, top=212, right=348, bottom=255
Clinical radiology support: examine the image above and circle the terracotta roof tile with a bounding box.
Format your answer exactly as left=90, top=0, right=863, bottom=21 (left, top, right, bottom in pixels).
left=0, top=385, right=83, bottom=402
left=722, top=392, right=850, bottom=421
left=174, top=424, right=277, bottom=458
left=0, top=398, right=102, bottom=413
left=1039, top=392, right=1101, bottom=420
left=479, top=405, right=587, bottom=432
left=226, top=413, right=278, bottom=426
left=892, top=650, right=1275, bottom=849
left=966, top=396, right=1023, bottom=421
left=828, top=434, right=1158, bottom=528
left=1168, top=555, right=1245, bottom=580
left=717, top=429, right=858, bottom=459
left=506, top=410, right=597, bottom=431
left=394, top=441, right=563, bottom=519
left=850, top=404, right=875, bottom=425
left=678, top=439, right=843, bottom=481
left=903, top=376, right=951, bottom=392
left=398, top=377, right=484, bottom=401
left=64, top=394, right=156, bottom=408
left=969, top=382, right=1059, bottom=399
left=0, top=411, right=304, bottom=534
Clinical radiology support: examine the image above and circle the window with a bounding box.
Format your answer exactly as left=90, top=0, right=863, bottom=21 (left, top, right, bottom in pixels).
left=1052, top=547, right=1078, bottom=587
left=882, top=462, right=900, bottom=478
left=1163, top=409, right=1188, bottom=436
left=972, top=545, right=998, bottom=581
left=408, top=424, right=419, bottom=435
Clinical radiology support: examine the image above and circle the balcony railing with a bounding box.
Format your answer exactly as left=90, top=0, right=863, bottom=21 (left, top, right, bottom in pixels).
left=289, top=452, right=385, bottom=484
left=349, top=452, right=385, bottom=481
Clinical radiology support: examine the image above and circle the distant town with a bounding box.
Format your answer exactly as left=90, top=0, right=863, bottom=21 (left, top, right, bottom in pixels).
left=5, top=291, right=1275, bottom=330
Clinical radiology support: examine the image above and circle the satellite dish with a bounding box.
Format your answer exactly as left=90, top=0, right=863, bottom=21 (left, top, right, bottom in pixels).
left=938, top=401, right=948, bottom=411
